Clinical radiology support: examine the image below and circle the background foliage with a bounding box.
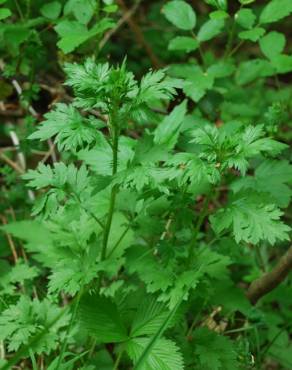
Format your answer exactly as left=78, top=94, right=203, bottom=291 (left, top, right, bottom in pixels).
left=0, top=0, right=292, bottom=369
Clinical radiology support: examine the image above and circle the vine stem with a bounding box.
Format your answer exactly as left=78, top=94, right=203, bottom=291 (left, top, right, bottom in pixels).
left=187, top=194, right=211, bottom=266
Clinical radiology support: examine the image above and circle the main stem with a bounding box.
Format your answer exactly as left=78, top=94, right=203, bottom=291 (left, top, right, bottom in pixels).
left=98, top=111, right=119, bottom=288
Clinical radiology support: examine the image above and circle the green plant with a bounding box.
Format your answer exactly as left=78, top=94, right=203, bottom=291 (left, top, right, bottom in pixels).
left=0, top=1, right=292, bottom=369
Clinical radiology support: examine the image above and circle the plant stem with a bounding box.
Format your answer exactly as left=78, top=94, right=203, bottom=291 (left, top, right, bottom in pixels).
left=97, top=112, right=120, bottom=289
left=187, top=194, right=211, bottom=266
left=56, top=288, right=83, bottom=370
left=113, top=346, right=124, bottom=370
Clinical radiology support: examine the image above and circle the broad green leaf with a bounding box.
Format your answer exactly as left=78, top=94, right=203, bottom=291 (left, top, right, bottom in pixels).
left=40, top=1, right=62, bottom=20
left=0, top=8, right=11, bottom=20
left=154, top=100, right=187, bottom=147
left=209, top=10, right=229, bottom=20
left=204, top=0, right=227, bottom=10
left=271, top=55, right=292, bottom=74
left=168, top=36, right=199, bottom=53
left=239, top=0, right=255, bottom=4
left=64, top=0, right=95, bottom=24
left=239, top=27, right=265, bottom=42
left=260, top=32, right=286, bottom=60
left=235, top=59, right=274, bottom=85
left=197, top=19, right=224, bottom=42
left=78, top=294, right=128, bottom=343
left=55, top=18, right=114, bottom=53
left=260, top=0, right=292, bottom=24
left=235, top=8, right=256, bottom=29
left=162, top=0, right=196, bottom=30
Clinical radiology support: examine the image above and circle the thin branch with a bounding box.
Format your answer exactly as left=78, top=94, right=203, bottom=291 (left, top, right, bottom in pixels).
left=247, top=246, right=292, bottom=305
left=99, top=0, right=142, bottom=50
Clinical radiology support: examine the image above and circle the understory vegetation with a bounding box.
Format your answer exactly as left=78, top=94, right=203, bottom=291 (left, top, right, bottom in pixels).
left=0, top=0, right=292, bottom=369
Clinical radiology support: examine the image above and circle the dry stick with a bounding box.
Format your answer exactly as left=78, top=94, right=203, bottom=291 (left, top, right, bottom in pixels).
left=247, top=246, right=292, bottom=305
left=0, top=152, right=24, bottom=174
left=116, top=0, right=163, bottom=69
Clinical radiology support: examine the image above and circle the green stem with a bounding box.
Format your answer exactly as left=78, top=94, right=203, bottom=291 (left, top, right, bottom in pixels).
left=187, top=194, right=211, bottom=266
left=55, top=288, right=84, bottom=370
left=113, top=346, right=124, bottom=370
left=97, top=113, right=120, bottom=289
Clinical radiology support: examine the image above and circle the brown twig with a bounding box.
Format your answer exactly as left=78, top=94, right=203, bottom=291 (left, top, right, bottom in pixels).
left=0, top=214, right=18, bottom=263
left=0, top=152, right=25, bottom=174
left=116, top=0, right=163, bottom=69
left=99, top=0, right=142, bottom=50
left=247, top=246, right=292, bottom=305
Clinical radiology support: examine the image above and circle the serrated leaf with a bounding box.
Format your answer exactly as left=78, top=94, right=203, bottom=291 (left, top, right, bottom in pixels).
left=78, top=294, right=128, bottom=343
left=128, top=337, right=184, bottom=370
left=211, top=196, right=291, bottom=245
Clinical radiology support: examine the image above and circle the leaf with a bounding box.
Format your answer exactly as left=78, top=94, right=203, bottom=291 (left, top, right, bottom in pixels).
left=210, top=196, right=291, bottom=245
left=231, top=160, right=292, bottom=208
left=168, top=36, right=199, bottom=53
left=260, top=0, right=292, bottom=24
left=29, top=103, right=100, bottom=151
left=77, top=293, right=128, bottom=343
left=260, top=32, right=286, bottom=60
left=271, top=55, right=292, bottom=74
left=235, top=59, right=274, bottom=85
left=128, top=337, right=184, bottom=370
left=162, top=0, right=196, bottom=30
left=193, top=328, right=239, bottom=370
left=131, top=298, right=171, bottom=338
left=40, top=1, right=62, bottom=20
left=197, top=19, right=224, bottom=42
left=55, top=18, right=114, bottom=53
left=64, top=0, right=95, bottom=24
left=0, top=7, right=11, bottom=20
left=154, top=100, right=187, bottom=148
left=235, top=8, right=256, bottom=29
left=239, top=27, right=265, bottom=42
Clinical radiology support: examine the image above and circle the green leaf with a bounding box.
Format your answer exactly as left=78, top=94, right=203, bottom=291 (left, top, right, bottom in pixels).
left=271, top=55, right=292, bottom=74
left=0, top=8, right=11, bottom=20
left=209, top=10, right=229, bottom=20
left=239, top=27, right=265, bottom=42
left=130, top=298, right=171, bottom=338
left=232, top=160, right=292, bottom=208
left=40, top=1, right=62, bottom=20
left=64, top=0, right=95, bottom=24
left=197, top=19, right=224, bottom=42
left=235, top=59, right=274, bottom=85
left=128, top=337, right=184, bottom=370
left=55, top=18, right=114, bottom=53
left=162, top=0, right=196, bottom=30
left=168, top=36, right=199, bottom=53
left=235, top=8, right=256, bottom=29
left=260, top=32, right=286, bottom=60
left=78, top=293, right=128, bottom=343
left=211, top=196, right=291, bottom=245
left=260, top=0, right=292, bottom=24
left=193, top=328, right=239, bottom=370
left=239, top=0, right=255, bottom=4
left=154, top=100, right=187, bottom=148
